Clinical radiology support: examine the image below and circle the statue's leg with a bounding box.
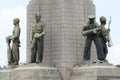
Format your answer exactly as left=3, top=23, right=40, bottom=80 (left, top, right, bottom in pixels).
left=94, top=36, right=105, bottom=60
left=12, top=42, right=19, bottom=65
left=83, top=37, right=92, bottom=60
left=103, top=42, right=108, bottom=58
left=31, top=38, right=37, bottom=63
left=37, top=37, right=44, bottom=63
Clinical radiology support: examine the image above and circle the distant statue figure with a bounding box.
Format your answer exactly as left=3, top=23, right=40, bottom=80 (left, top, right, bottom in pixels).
left=6, top=18, right=21, bottom=65
left=99, top=16, right=112, bottom=59
left=82, top=15, right=105, bottom=61
left=30, top=13, right=45, bottom=63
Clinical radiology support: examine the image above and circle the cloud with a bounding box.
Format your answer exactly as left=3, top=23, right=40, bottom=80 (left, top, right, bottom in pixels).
left=0, top=6, right=26, bottom=66
left=107, top=44, right=120, bottom=65
left=0, top=6, right=26, bottom=20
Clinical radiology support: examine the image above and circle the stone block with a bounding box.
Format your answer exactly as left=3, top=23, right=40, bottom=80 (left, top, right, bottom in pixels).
left=0, top=69, right=11, bottom=80
left=11, top=64, right=62, bottom=80
left=70, top=61, right=120, bottom=80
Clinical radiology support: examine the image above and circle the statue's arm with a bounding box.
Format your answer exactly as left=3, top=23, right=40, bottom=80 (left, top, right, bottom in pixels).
left=32, top=26, right=35, bottom=40
left=13, top=27, right=20, bottom=39
left=95, top=22, right=99, bottom=28
left=42, top=23, right=46, bottom=35
left=30, top=25, right=35, bottom=42
left=8, top=27, right=20, bottom=40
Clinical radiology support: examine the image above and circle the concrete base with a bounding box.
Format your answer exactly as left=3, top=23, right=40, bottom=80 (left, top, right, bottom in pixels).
left=0, top=64, right=62, bottom=80
left=70, top=61, right=120, bottom=80
left=11, top=64, right=62, bottom=80
left=0, top=69, right=12, bottom=80
left=1, top=61, right=120, bottom=80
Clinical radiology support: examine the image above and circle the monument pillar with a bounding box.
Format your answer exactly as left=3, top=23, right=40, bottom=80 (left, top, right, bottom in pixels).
left=27, top=0, right=96, bottom=80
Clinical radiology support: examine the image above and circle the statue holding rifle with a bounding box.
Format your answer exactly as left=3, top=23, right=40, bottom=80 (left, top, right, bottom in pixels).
left=82, top=15, right=105, bottom=61
left=99, top=16, right=112, bottom=59
left=30, top=13, right=45, bottom=63
left=6, top=18, right=21, bottom=65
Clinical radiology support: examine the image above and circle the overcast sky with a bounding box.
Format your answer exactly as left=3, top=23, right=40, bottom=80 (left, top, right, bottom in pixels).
left=0, top=0, right=120, bottom=66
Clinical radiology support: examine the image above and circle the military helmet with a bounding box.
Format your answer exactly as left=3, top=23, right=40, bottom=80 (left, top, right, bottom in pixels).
left=100, top=16, right=106, bottom=21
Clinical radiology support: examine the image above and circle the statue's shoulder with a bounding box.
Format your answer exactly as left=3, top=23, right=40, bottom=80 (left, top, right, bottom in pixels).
left=17, top=25, right=20, bottom=29
left=39, top=21, right=45, bottom=26
left=84, top=22, right=89, bottom=27
left=14, top=26, right=20, bottom=30
left=40, top=22, right=45, bottom=27
left=32, top=24, right=36, bottom=27
left=94, top=22, right=99, bottom=26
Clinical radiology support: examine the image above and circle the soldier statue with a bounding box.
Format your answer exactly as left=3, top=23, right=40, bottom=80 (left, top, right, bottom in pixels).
left=82, top=15, right=105, bottom=61
left=6, top=18, right=21, bottom=65
left=99, top=16, right=112, bottom=59
left=30, top=13, right=45, bottom=63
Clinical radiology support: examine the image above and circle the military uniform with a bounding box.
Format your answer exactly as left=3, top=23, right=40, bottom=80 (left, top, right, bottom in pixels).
left=6, top=19, right=21, bottom=65
left=82, top=15, right=105, bottom=60
left=11, top=26, right=21, bottom=64
left=31, top=21, right=45, bottom=63
left=99, top=16, right=109, bottom=58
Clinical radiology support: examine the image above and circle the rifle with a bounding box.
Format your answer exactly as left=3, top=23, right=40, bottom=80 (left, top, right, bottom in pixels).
left=106, top=16, right=113, bottom=47
left=6, top=37, right=12, bottom=64
left=82, top=27, right=101, bottom=36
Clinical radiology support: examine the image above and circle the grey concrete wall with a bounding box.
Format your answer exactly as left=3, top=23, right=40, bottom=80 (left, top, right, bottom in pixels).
left=27, top=0, right=96, bottom=80
left=27, top=0, right=95, bottom=66
left=0, top=70, right=11, bottom=80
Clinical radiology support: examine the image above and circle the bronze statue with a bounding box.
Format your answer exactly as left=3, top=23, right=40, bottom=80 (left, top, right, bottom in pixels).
left=82, top=15, right=105, bottom=61
left=6, top=18, right=21, bottom=65
left=99, top=16, right=112, bottom=59
left=30, top=13, right=45, bottom=63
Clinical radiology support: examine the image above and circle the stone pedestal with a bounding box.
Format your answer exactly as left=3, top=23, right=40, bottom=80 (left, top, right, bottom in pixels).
left=0, top=64, right=62, bottom=80
left=10, top=64, right=62, bottom=80
left=0, top=69, right=11, bottom=80
left=70, top=61, right=120, bottom=80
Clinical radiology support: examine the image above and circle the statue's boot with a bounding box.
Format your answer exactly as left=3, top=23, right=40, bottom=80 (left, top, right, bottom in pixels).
left=13, top=61, right=19, bottom=65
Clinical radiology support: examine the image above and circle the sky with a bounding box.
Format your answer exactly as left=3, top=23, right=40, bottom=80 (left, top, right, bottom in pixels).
left=0, top=0, right=120, bottom=66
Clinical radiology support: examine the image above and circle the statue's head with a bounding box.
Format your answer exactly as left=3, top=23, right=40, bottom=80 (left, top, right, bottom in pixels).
left=88, top=15, right=95, bottom=24
left=13, top=18, right=20, bottom=25
left=100, top=16, right=106, bottom=25
left=35, top=13, right=41, bottom=22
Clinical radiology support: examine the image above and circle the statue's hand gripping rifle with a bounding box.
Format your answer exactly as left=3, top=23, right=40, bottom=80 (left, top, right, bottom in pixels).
left=82, top=27, right=101, bottom=36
